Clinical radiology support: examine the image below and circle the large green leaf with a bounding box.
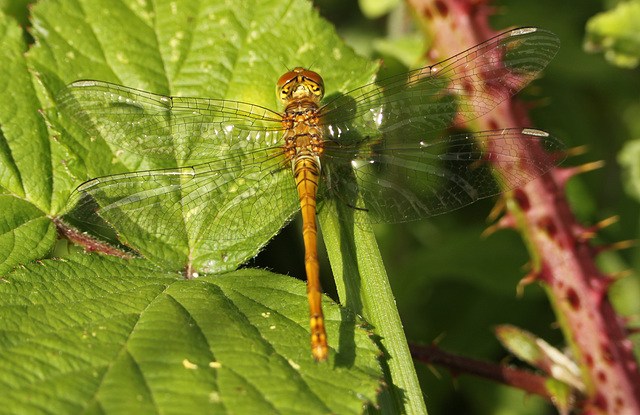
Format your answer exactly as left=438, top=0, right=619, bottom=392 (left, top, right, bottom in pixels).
left=0, top=10, right=51, bottom=208
left=0, top=255, right=381, bottom=414
left=0, top=11, right=58, bottom=273
left=3, top=1, right=386, bottom=413
left=28, top=0, right=378, bottom=273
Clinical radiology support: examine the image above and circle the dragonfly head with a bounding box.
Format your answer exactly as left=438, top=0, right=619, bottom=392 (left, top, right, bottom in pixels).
left=277, top=67, right=324, bottom=105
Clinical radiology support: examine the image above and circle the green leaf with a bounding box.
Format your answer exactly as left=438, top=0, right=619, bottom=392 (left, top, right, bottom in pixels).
left=0, top=11, right=61, bottom=273
left=0, top=10, right=52, bottom=210
left=19, top=0, right=392, bottom=411
left=585, top=0, right=640, bottom=68
left=544, top=378, right=574, bottom=415
left=495, top=325, right=583, bottom=392
left=0, top=0, right=33, bottom=28
left=0, top=255, right=381, bottom=414
left=28, top=0, right=378, bottom=273
left=0, top=195, right=57, bottom=276
left=320, top=198, right=427, bottom=414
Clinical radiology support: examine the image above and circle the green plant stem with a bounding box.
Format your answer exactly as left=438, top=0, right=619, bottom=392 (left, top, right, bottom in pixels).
left=319, top=203, right=427, bottom=415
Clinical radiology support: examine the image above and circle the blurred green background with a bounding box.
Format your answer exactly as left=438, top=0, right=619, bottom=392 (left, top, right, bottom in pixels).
left=3, top=0, right=640, bottom=413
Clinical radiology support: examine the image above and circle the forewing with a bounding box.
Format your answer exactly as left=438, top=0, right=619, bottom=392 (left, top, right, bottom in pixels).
left=57, top=80, right=284, bottom=164
left=321, top=128, right=566, bottom=223
left=318, top=28, right=560, bottom=143
left=65, top=147, right=299, bottom=273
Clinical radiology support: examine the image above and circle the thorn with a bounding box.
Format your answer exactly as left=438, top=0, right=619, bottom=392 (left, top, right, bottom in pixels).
left=574, top=218, right=618, bottom=241
left=594, top=215, right=619, bottom=231
left=609, top=269, right=634, bottom=280
left=427, top=364, right=443, bottom=380
left=626, top=326, right=640, bottom=336
left=432, top=332, right=447, bottom=345
left=483, top=208, right=516, bottom=238
left=520, top=261, right=533, bottom=274
left=517, top=270, right=538, bottom=297
left=614, top=240, right=637, bottom=250
left=487, top=198, right=506, bottom=222
left=497, top=211, right=517, bottom=230
left=451, top=375, right=460, bottom=389
left=567, top=145, right=589, bottom=157
left=579, top=160, right=606, bottom=172
left=499, top=354, right=514, bottom=366
left=554, top=161, right=605, bottom=187
left=600, top=240, right=637, bottom=253
left=619, top=315, right=639, bottom=336
left=481, top=223, right=501, bottom=239
left=593, top=240, right=636, bottom=257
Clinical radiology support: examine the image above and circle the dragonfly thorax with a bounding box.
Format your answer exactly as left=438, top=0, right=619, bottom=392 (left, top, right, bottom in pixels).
left=277, top=67, right=324, bottom=105
left=281, top=94, right=324, bottom=175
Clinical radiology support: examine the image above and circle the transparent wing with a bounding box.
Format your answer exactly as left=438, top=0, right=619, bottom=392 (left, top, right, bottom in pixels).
left=318, top=27, right=560, bottom=142
left=314, top=27, right=563, bottom=221
left=321, top=128, right=565, bottom=223
left=65, top=146, right=300, bottom=270
left=57, top=80, right=285, bottom=164
left=60, top=27, right=563, bottom=259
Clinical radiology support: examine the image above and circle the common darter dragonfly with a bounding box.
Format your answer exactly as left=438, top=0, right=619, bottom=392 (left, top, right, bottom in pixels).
left=58, top=27, right=564, bottom=361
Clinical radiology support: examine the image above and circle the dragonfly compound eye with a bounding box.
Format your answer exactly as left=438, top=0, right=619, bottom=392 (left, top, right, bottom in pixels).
left=277, top=67, right=325, bottom=103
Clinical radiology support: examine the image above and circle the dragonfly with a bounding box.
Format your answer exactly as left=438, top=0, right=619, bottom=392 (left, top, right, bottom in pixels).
left=57, top=27, right=563, bottom=361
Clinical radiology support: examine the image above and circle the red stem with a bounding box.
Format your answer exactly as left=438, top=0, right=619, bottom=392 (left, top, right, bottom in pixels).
left=410, top=343, right=563, bottom=401
left=53, top=217, right=134, bottom=259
